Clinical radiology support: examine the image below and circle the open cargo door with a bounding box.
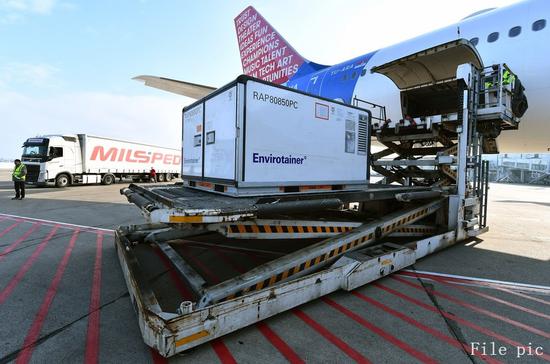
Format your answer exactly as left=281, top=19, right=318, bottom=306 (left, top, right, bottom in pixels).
left=371, top=39, right=483, bottom=90
left=371, top=39, right=484, bottom=119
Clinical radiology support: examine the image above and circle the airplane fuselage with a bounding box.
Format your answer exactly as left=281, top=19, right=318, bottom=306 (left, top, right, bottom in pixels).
left=286, top=0, right=550, bottom=152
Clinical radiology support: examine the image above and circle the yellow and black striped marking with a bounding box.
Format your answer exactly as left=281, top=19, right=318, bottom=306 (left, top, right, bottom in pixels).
left=393, top=226, right=437, bottom=234
left=443, top=144, right=458, bottom=156
left=225, top=232, right=373, bottom=300
left=225, top=224, right=355, bottom=235
left=441, top=165, right=457, bottom=180
left=224, top=206, right=434, bottom=301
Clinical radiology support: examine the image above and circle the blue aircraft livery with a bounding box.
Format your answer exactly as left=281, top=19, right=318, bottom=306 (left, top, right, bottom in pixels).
left=235, top=6, right=378, bottom=104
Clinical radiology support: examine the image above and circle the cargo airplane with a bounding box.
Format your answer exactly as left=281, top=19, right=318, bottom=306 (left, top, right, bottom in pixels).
left=135, top=0, right=550, bottom=153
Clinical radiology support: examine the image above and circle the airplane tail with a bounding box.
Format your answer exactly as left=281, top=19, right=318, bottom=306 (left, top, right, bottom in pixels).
left=234, top=6, right=326, bottom=84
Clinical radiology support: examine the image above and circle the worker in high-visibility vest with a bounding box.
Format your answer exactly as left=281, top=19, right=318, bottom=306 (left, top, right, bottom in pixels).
left=502, top=69, right=515, bottom=86
left=484, top=68, right=515, bottom=90
left=12, top=159, right=27, bottom=200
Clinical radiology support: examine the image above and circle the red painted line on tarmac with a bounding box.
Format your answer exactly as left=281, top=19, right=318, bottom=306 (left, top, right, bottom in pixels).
left=321, top=297, right=438, bottom=364
left=209, top=249, right=307, bottom=362
left=209, top=246, right=309, bottom=363
left=398, top=271, right=550, bottom=320
left=210, top=247, right=247, bottom=273
left=293, top=309, right=371, bottom=364
left=243, top=250, right=268, bottom=266
left=211, top=339, right=237, bottom=364
left=181, top=246, right=221, bottom=284
left=0, top=219, right=23, bottom=239
left=351, top=292, right=502, bottom=364
left=15, top=229, right=80, bottom=364
left=150, top=248, right=192, bottom=363
left=84, top=232, right=103, bottom=364
left=374, top=282, right=550, bottom=362
left=215, top=246, right=370, bottom=363
left=495, top=287, right=550, bottom=306
left=149, top=348, right=168, bottom=364
left=0, top=226, right=59, bottom=305
left=0, top=223, right=41, bottom=262
left=153, top=247, right=194, bottom=300
left=159, top=246, right=237, bottom=363
left=188, top=247, right=302, bottom=364
left=391, top=275, right=550, bottom=340
left=257, top=322, right=304, bottom=364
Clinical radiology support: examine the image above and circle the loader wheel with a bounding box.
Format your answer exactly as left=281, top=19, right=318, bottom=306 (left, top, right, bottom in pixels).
left=166, top=173, right=172, bottom=182
left=157, top=173, right=165, bottom=182
left=55, top=174, right=70, bottom=188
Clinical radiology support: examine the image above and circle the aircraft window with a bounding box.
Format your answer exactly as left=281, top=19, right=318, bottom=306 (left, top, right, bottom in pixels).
left=508, top=26, right=521, bottom=37
left=342, top=74, right=347, bottom=81
left=352, top=71, right=358, bottom=79
left=487, top=32, right=499, bottom=42
left=360, top=68, right=367, bottom=77
left=469, top=37, right=479, bottom=46
left=532, top=19, right=546, bottom=31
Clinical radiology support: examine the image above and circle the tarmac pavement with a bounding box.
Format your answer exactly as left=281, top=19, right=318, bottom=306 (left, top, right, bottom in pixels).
left=0, top=169, right=548, bottom=363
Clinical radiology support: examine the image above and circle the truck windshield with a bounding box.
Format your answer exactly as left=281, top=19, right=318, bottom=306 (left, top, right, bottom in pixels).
left=22, top=138, right=49, bottom=157
left=22, top=145, right=48, bottom=157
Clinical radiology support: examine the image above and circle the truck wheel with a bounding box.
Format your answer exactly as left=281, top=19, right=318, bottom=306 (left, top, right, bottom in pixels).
left=102, top=174, right=115, bottom=185
left=166, top=173, right=172, bottom=181
left=157, top=174, right=165, bottom=182
left=55, top=174, right=70, bottom=188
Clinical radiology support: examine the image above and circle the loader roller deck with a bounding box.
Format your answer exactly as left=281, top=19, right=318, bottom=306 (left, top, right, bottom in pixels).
left=121, top=183, right=434, bottom=214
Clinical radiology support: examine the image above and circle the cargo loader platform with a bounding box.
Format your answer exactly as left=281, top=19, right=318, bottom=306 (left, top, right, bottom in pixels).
left=115, top=197, right=461, bottom=356
left=117, top=40, right=528, bottom=357
left=120, top=182, right=437, bottom=224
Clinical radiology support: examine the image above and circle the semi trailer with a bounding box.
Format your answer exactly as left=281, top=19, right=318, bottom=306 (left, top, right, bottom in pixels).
left=116, top=40, right=526, bottom=357
left=21, top=134, right=181, bottom=187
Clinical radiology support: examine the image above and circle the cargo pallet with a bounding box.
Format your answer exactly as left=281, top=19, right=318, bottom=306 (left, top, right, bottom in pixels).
left=117, top=40, right=524, bottom=357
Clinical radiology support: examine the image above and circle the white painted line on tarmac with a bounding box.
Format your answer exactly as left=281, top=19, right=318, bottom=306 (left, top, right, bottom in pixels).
left=0, top=213, right=114, bottom=234
left=402, top=269, right=550, bottom=291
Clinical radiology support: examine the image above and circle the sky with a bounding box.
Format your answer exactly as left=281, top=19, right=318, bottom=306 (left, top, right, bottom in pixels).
left=0, top=0, right=521, bottom=159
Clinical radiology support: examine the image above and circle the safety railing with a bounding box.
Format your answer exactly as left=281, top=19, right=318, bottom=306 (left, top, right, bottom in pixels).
left=352, top=96, right=387, bottom=127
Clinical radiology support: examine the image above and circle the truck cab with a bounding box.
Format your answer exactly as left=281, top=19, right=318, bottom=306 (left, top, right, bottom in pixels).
left=21, top=135, right=82, bottom=187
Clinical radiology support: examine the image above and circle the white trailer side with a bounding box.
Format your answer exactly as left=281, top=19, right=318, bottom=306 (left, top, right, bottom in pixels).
left=81, top=134, right=181, bottom=174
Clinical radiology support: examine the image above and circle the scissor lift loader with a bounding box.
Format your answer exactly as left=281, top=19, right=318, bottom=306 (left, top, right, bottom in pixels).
left=116, top=40, right=525, bottom=357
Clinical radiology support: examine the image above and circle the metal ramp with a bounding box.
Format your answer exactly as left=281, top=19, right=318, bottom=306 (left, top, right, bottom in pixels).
left=115, top=201, right=453, bottom=356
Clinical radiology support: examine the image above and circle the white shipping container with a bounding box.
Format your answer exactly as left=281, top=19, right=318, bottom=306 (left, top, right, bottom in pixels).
left=182, top=76, right=370, bottom=194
